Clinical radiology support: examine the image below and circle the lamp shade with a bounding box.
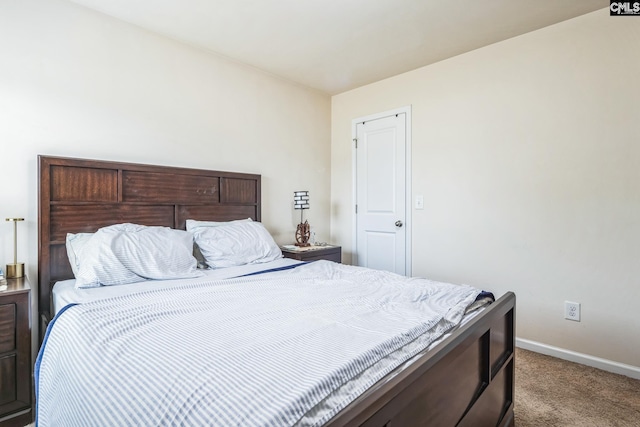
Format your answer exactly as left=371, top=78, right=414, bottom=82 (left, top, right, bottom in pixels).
left=294, top=191, right=309, bottom=209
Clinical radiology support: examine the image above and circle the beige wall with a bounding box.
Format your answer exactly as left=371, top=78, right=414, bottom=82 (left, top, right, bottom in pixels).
left=3, top=1, right=637, bottom=371
left=331, top=9, right=640, bottom=367
left=0, top=0, right=331, bottom=349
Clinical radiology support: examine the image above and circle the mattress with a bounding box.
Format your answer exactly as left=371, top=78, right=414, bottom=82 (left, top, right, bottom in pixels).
left=39, top=261, right=490, bottom=426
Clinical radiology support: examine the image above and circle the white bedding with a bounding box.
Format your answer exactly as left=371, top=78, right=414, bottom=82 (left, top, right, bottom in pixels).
left=36, top=260, right=488, bottom=426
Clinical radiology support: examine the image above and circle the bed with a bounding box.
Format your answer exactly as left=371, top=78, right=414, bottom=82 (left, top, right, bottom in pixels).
left=37, top=155, right=516, bottom=426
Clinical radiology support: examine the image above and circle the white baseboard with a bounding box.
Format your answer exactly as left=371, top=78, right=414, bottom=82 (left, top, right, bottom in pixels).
left=516, top=338, right=640, bottom=380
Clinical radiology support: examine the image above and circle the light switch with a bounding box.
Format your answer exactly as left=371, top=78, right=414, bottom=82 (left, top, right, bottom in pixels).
left=415, top=195, right=424, bottom=210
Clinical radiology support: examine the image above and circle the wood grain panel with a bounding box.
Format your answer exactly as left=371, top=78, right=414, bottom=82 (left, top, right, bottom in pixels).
left=123, top=171, right=219, bottom=204
left=221, top=177, right=257, bottom=204
left=364, top=334, right=487, bottom=427
left=176, top=205, right=258, bottom=229
left=490, top=309, right=513, bottom=378
left=50, top=205, right=174, bottom=241
left=0, top=304, right=16, bottom=354
left=0, top=354, right=17, bottom=406
left=50, top=244, right=73, bottom=283
left=458, top=359, right=513, bottom=427
left=51, top=165, right=117, bottom=202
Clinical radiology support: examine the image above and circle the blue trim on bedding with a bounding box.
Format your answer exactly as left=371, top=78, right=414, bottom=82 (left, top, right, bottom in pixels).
left=477, top=291, right=495, bottom=301
left=34, top=303, right=78, bottom=425
left=238, top=261, right=310, bottom=277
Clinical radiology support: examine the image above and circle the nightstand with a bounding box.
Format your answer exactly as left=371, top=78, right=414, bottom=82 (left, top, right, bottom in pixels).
left=0, top=277, right=31, bottom=427
left=281, top=245, right=342, bottom=263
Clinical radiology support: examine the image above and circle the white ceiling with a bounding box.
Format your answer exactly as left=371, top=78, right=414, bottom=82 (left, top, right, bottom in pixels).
left=66, top=0, right=606, bottom=94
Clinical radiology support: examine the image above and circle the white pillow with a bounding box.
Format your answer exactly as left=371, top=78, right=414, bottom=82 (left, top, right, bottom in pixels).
left=65, top=232, right=93, bottom=277
left=186, top=218, right=254, bottom=268
left=75, top=223, right=201, bottom=289
left=186, top=218, right=252, bottom=231
left=191, top=221, right=282, bottom=269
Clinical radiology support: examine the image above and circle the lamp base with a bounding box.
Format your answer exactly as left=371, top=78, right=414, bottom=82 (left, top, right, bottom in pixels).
left=295, top=221, right=311, bottom=247
left=6, top=263, right=24, bottom=279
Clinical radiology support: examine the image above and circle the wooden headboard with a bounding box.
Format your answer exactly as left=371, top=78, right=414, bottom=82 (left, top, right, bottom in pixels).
left=38, top=155, right=261, bottom=340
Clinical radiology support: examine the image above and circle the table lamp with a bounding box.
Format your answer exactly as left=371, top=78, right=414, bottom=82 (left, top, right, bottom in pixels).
left=6, top=218, right=24, bottom=278
left=293, top=191, right=311, bottom=247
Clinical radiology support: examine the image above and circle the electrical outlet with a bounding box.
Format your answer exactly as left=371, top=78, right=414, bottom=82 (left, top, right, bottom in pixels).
left=564, top=301, right=581, bottom=322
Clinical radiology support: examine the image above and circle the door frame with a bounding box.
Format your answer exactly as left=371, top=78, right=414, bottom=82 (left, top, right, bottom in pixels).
left=351, top=105, right=412, bottom=276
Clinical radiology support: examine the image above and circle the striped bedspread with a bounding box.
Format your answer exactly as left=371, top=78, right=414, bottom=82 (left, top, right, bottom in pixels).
left=36, top=261, right=483, bottom=426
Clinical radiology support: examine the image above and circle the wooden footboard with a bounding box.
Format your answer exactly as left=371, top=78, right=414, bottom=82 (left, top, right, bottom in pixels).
left=325, top=292, right=516, bottom=427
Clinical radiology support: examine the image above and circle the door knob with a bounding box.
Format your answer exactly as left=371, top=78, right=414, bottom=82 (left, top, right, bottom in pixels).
left=395, top=220, right=403, bottom=227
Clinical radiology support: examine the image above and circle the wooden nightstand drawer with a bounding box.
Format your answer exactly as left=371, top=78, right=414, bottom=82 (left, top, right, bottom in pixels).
left=0, top=354, right=17, bottom=406
left=281, top=246, right=341, bottom=263
left=0, top=278, right=32, bottom=427
left=0, top=304, right=16, bottom=353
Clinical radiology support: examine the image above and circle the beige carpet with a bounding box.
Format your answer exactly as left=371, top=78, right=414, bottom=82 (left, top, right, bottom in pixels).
left=515, top=348, right=640, bottom=427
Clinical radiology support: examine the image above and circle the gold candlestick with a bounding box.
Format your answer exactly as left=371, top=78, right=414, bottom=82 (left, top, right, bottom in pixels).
left=6, top=218, right=24, bottom=278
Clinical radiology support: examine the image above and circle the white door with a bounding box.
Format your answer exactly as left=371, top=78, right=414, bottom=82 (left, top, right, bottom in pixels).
left=354, top=109, right=410, bottom=275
